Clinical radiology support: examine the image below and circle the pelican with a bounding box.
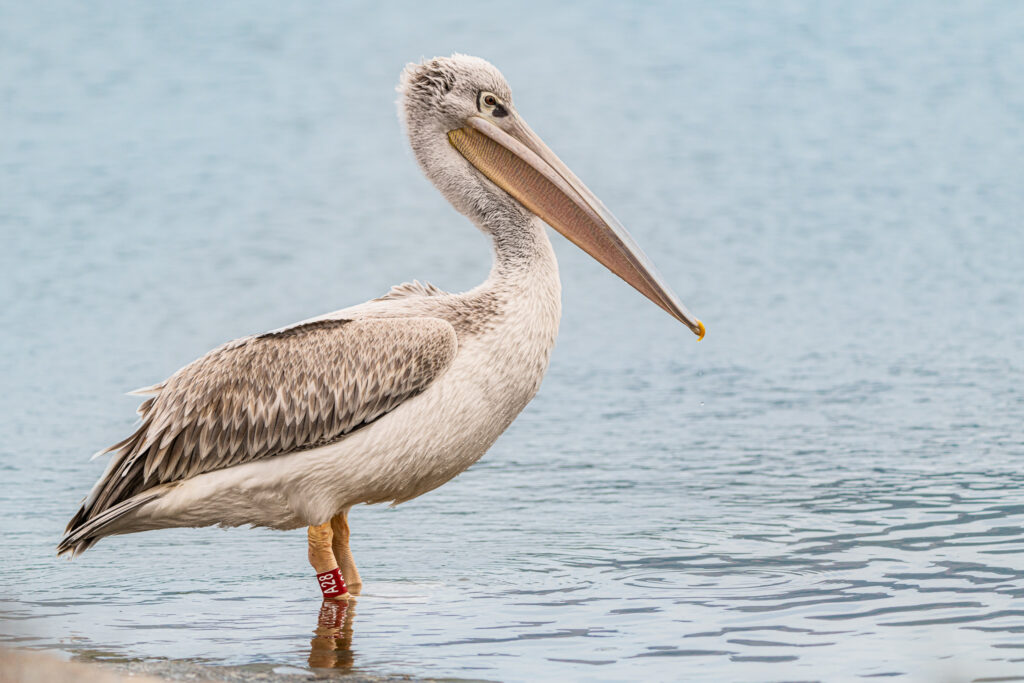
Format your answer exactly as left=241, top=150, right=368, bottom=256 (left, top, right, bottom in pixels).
left=59, top=55, right=704, bottom=600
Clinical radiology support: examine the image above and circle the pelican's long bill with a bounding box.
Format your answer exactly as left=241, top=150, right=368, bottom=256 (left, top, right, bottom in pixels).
left=448, top=116, right=705, bottom=339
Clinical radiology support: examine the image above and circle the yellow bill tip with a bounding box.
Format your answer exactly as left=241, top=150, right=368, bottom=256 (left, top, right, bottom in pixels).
left=696, top=320, right=706, bottom=341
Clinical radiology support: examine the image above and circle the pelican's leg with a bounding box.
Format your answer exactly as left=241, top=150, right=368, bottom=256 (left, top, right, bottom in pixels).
left=330, top=511, right=363, bottom=596
left=308, top=522, right=351, bottom=601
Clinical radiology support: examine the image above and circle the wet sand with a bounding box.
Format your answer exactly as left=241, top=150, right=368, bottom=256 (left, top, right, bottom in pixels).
left=0, top=648, right=424, bottom=683
left=0, top=648, right=161, bottom=683
left=106, top=658, right=423, bottom=682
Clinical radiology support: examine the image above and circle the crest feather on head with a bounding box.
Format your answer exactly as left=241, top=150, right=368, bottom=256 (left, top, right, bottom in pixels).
left=399, top=56, right=458, bottom=104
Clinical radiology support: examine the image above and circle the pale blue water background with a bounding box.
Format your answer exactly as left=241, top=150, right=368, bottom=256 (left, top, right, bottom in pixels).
left=2, top=1, right=1023, bottom=681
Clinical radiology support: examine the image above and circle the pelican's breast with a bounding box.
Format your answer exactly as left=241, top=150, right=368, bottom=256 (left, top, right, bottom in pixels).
left=354, top=269, right=563, bottom=505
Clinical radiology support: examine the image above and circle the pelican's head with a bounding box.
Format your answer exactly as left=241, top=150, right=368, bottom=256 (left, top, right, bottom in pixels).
left=398, top=55, right=704, bottom=339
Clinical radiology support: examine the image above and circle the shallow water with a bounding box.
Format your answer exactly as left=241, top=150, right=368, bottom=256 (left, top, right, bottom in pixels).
left=2, top=1, right=1023, bottom=681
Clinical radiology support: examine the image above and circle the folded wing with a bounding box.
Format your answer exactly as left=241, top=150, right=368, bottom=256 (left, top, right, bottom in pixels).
left=60, top=316, right=457, bottom=553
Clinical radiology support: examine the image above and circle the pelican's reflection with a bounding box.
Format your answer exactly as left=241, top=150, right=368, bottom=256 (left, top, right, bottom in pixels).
left=309, top=598, right=355, bottom=669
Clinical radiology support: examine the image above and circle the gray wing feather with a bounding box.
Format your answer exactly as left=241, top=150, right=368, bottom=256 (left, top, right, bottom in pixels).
left=69, top=316, right=457, bottom=534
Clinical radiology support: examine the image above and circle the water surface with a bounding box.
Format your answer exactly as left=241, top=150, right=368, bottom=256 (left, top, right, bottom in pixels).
left=2, top=1, right=1023, bottom=681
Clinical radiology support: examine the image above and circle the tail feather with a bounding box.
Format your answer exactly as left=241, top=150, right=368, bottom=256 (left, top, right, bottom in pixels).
left=58, top=490, right=163, bottom=557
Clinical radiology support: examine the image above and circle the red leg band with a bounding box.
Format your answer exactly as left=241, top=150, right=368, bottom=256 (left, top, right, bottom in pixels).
left=316, top=567, right=348, bottom=598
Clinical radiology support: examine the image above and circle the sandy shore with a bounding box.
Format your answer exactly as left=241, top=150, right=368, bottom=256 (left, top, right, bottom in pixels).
left=0, top=648, right=425, bottom=683
left=0, top=648, right=161, bottom=683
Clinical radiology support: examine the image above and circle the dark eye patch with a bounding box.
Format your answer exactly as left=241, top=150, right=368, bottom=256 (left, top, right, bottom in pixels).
left=477, top=91, right=508, bottom=116
left=475, top=92, right=507, bottom=117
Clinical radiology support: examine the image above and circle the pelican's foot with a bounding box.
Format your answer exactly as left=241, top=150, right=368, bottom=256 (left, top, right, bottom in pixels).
left=314, top=565, right=351, bottom=601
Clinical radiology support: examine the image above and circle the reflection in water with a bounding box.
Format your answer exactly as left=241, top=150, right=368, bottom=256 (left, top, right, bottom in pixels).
left=309, top=599, right=355, bottom=670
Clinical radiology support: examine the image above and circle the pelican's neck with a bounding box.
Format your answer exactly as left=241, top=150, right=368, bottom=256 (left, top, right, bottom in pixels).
left=476, top=210, right=562, bottom=353
left=485, top=213, right=557, bottom=283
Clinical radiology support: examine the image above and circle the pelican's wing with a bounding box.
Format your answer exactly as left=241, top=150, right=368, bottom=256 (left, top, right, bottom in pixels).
left=63, top=316, right=457, bottom=546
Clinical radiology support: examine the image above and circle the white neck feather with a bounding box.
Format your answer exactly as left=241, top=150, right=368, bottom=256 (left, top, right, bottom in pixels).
left=404, top=114, right=560, bottom=296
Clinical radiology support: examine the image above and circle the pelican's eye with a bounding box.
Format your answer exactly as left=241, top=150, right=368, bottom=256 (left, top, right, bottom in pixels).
left=477, top=91, right=508, bottom=118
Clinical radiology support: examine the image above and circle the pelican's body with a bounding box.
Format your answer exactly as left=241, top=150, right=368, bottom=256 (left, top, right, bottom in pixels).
left=60, top=55, right=703, bottom=598
left=123, top=247, right=559, bottom=533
